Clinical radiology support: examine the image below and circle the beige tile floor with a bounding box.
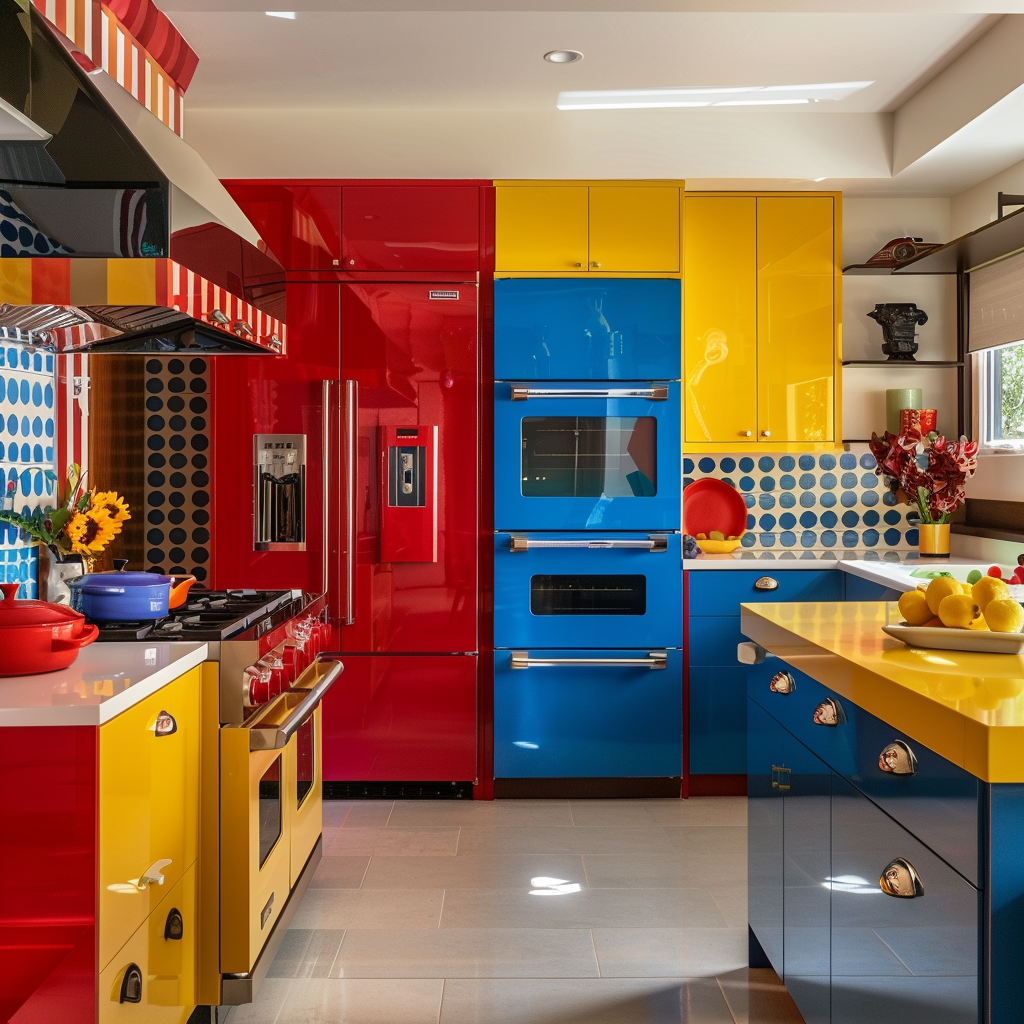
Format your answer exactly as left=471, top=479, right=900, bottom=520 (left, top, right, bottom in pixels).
left=223, top=798, right=803, bottom=1024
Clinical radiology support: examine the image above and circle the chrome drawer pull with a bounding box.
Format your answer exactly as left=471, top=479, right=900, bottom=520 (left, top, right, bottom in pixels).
left=769, top=670, right=796, bottom=694
left=879, top=858, right=924, bottom=898
left=879, top=740, right=918, bottom=775
left=737, top=641, right=774, bottom=665
left=511, top=651, right=667, bottom=670
left=812, top=698, right=845, bottom=727
left=510, top=385, right=669, bottom=401
left=754, top=576, right=779, bottom=591
left=137, top=858, right=172, bottom=890
left=509, top=535, right=668, bottom=553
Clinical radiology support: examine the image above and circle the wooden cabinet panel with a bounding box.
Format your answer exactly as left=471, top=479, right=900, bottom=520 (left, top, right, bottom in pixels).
left=495, top=186, right=589, bottom=272
left=684, top=196, right=757, bottom=443
left=99, top=670, right=200, bottom=970
left=590, top=186, right=679, bottom=272
left=98, top=864, right=197, bottom=1024
left=757, top=197, right=836, bottom=444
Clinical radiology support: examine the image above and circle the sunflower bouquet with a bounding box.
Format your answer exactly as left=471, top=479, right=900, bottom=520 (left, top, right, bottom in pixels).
left=0, top=464, right=130, bottom=562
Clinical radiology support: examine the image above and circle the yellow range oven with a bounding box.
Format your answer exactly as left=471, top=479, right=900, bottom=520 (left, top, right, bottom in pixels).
left=218, top=657, right=341, bottom=1002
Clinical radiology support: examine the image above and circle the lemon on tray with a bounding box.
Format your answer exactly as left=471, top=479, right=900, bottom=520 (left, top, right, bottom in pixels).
left=937, top=594, right=983, bottom=629
left=972, top=576, right=1010, bottom=613
left=985, top=598, right=1024, bottom=634
left=897, top=590, right=932, bottom=626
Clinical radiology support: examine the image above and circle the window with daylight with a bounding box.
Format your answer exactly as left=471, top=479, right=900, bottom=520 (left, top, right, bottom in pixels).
left=975, top=339, right=1024, bottom=450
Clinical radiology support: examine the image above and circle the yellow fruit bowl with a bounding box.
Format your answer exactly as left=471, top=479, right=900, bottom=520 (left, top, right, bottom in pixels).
left=696, top=538, right=743, bottom=554
left=882, top=624, right=1024, bottom=655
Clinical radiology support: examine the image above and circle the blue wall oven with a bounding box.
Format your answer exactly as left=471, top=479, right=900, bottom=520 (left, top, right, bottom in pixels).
left=493, top=278, right=683, bottom=788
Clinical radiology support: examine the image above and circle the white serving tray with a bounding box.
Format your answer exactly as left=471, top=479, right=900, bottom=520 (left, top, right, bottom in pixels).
left=883, top=624, right=1024, bottom=655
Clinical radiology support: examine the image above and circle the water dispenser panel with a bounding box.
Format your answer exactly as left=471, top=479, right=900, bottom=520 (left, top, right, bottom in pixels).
left=255, top=434, right=307, bottom=551
left=381, top=425, right=437, bottom=562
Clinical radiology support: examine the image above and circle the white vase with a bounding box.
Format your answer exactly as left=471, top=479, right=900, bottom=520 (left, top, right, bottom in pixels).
left=37, top=546, right=86, bottom=606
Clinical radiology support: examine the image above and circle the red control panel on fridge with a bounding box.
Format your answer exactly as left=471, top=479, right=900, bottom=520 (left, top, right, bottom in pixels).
left=381, top=424, right=438, bottom=563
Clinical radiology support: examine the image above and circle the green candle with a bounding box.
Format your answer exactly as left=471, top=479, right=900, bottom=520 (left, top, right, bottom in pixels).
left=886, top=388, right=922, bottom=434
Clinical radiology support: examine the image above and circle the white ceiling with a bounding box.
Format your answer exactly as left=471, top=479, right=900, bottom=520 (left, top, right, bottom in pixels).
left=159, top=2, right=1024, bottom=196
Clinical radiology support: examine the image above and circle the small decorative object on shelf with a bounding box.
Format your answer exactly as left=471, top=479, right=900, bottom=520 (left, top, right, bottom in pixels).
left=869, top=431, right=978, bottom=558
left=863, top=236, right=943, bottom=268
left=868, top=303, right=929, bottom=361
left=0, top=464, right=131, bottom=604
left=898, top=408, right=937, bottom=439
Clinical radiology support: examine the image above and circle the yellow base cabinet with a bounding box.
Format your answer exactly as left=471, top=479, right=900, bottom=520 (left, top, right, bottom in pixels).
left=684, top=192, right=842, bottom=452
left=98, top=864, right=197, bottom=1024
left=495, top=181, right=682, bottom=274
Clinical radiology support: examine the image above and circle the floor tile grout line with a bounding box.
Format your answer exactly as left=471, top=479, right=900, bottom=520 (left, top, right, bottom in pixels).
left=357, top=854, right=372, bottom=890
left=323, top=928, right=346, bottom=979
left=437, top=977, right=447, bottom=1024
left=438, top=887, right=446, bottom=929
left=588, top=927, right=604, bottom=979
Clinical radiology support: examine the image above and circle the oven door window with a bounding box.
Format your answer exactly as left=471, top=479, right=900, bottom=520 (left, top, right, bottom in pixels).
left=258, top=756, right=283, bottom=869
left=531, top=574, right=646, bottom=616
left=296, top=717, right=315, bottom=808
left=521, top=416, right=657, bottom=497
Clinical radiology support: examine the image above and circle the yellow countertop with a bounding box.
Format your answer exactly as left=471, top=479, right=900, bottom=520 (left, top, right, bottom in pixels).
left=740, top=601, right=1024, bottom=784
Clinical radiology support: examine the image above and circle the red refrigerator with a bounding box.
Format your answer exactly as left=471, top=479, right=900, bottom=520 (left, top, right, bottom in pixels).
left=322, top=282, right=479, bottom=784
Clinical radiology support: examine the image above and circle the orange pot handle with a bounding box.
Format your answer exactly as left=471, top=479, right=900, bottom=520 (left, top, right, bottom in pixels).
left=168, top=575, right=198, bottom=609
left=53, top=623, right=99, bottom=652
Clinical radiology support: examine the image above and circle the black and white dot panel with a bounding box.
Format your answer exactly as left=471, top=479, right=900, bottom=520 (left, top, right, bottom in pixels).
left=144, top=358, right=211, bottom=580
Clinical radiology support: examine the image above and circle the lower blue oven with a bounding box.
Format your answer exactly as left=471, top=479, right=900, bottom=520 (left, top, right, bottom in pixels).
left=493, top=648, right=683, bottom=778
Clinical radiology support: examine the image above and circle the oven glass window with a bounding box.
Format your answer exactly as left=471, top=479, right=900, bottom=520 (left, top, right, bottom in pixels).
left=258, top=756, right=282, bottom=868
left=296, top=717, right=315, bottom=808
left=531, top=574, right=646, bottom=615
left=521, top=416, right=657, bottom=497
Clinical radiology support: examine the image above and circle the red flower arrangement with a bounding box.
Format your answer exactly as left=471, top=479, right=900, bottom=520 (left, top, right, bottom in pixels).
left=869, top=431, right=978, bottom=524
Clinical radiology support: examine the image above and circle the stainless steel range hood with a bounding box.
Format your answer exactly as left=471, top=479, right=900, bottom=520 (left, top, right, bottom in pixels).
left=0, top=0, right=268, bottom=260
left=0, top=302, right=283, bottom=355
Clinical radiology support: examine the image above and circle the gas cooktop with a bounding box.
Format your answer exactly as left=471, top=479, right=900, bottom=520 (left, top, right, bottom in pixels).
left=92, top=589, right=303, bottom=642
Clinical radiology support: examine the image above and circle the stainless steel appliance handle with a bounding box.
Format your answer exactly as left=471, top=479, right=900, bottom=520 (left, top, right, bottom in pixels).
left=511, top=651, right=667, bottom=670
left=321, top=380, right=333, bottom=597
left=249, top=658, right=344, bottom=751
left=344, top=379, right=358, bottom=626
left=510, top=386, right=669, bottom=401
left=509, top=536, right=668, bottom=553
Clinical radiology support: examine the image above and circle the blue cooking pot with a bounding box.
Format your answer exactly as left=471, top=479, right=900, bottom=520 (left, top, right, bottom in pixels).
left=69, top=559, right=173, bottom=621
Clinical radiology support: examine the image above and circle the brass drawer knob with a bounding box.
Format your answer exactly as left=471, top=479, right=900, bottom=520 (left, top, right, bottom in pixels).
left=879, top=857, right=924, bottom=898
left=813, top=697, right=845, bottom=727
left=754, top=576, right=779, bottom=591
left=879, top=740, right=918, bottom=775
left=769, top=670, right=796, bottom=695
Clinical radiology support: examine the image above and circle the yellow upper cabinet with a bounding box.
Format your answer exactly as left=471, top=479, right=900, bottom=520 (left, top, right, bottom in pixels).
left=589, top=186, right=680, bottom=272
left=495, top=182, right=681, bottom=274
left=683, top=196, right=757, bottom=444
left=683, top=192, right=840, bottom=450
left=495, top=186, right=589, bottom=272
left=757, top=196, right=836, bottom=445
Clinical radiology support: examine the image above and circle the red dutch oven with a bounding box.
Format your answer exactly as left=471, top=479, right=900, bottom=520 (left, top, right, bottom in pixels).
left=0, top=582, right=100, bottom=676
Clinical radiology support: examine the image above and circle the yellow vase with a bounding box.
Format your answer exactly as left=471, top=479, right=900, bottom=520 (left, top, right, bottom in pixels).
left=918, top=523, right=951, bottom=558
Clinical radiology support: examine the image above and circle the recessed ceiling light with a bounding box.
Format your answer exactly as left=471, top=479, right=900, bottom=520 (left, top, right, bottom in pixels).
left=545, top=50, right=583, bottom=64
left=266, top=11, right=296, bottom=19
left=557, top=81, right=872, bottom=110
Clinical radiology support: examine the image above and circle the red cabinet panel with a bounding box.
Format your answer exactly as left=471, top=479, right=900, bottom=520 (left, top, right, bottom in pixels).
left=338, top=282, right=478, bottom=653
left=341, top=186, right=479, bottom=272
left=210, top=282, right=340, bottom=591
left=225, top=184, right=342, bottom=270
left=322, top=655, right=477, bottom=781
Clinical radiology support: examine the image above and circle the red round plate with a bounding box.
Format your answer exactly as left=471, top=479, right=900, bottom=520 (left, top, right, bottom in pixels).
left=683, top=478, right=748, bottom=539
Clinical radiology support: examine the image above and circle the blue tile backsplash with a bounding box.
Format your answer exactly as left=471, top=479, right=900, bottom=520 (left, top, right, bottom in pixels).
left=683, top=444, right=916, bottom=553
left=0, top=342, right=57, bottom=597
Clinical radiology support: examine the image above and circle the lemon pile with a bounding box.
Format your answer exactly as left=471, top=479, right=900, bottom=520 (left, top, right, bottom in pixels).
left=898, top=576, right=1024, bottom=633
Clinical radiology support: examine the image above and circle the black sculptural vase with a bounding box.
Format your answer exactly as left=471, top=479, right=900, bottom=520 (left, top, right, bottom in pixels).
left=867, top=303, right=929, bottom=361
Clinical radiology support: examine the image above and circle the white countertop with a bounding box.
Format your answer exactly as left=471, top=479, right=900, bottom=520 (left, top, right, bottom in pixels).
left=0, top=642, right=208, bottom=727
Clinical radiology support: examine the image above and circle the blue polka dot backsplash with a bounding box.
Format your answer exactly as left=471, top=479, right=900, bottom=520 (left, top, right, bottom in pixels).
left=0, top=343, right=57, bottom=597
left=683, top=445, right=915, bottom=553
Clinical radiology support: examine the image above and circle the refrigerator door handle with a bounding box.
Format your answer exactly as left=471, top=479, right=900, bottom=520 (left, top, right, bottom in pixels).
left=321, top=380, right=333, bottom=597
left=343, top=379, right=359, bottom=626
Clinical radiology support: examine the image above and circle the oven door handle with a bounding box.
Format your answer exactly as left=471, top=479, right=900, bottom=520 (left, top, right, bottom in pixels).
left=509, top=386, right=669, bottom=401
left=511, top=651, right=668, bottom=670
left=248, top=658, right=344, bottom=751
left=509, top=535, right=668, bottom=553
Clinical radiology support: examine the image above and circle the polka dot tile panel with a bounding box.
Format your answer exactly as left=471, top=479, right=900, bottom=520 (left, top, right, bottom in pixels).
left=144, top=358, right=212, bottom=581
left=0, top=344, right=58, bottom=598
left=683, top=444, right=915, bottom=552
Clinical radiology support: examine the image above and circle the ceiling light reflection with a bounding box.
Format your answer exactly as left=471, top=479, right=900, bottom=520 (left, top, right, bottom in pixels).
left=513, top=740, right=539, bottom=749
left=822, top=874, right=882, bottom=894
left=557, top=81, right=872, bottom=111
left=530, top=876, right=582, bottom=895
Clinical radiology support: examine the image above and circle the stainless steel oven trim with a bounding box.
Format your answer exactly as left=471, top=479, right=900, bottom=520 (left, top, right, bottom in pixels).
left=248, top=658, right=343, bottom=751
left=509, top=535, right=668, bottom=553
left=221, top=835, right=323, bottom=1005
left=510, top=651, right=668, bottom=670
left=510, top=385, right=669, bottom=401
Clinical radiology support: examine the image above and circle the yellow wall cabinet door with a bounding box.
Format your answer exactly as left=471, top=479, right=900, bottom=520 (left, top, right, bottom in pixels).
left=495, top=186, right=589, bottom=272
left=683, top=196, right=758, bottom=444
left=757, top=196, right=836, bottom=445
left=683, top=193, right=839, bottom=450
left=495, top=183, right=681, bottom=273
left=589, top=186, right=679, bottom=273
